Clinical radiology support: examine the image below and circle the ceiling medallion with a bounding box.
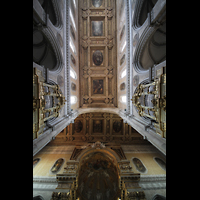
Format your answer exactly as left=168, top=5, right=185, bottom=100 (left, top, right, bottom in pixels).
left=93, top=50, right=103, bottom=66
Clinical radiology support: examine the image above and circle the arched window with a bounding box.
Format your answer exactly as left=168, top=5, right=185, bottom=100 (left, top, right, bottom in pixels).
left=120, top=69, right=126, bottom=79
left=71, top=96, right=77, bottom=105
left=121, top=96, right=126, bottom=104
left=154, top=157, right=166, bottom=171
left=70, top=37, right=76, bottom=54
left=70, top=68, right=77, bottom=79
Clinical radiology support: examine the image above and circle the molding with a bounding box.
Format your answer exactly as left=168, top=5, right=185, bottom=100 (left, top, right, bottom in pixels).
left=33, top=176, right=57, bottom=183
left=140, top=174, right=166, bottom=182
left=125, top=0, right=131, bottom=115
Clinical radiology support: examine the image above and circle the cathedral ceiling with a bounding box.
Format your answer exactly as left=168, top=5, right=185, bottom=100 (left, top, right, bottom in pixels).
left=79, top=0, right=117, bottom=108
left=49, top=112, right=150, bottom=146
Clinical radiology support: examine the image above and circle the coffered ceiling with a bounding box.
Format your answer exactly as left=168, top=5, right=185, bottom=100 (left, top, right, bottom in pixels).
left=79, top=0, right=117, bottom=108
left=49, top=112, right=150, bottom=146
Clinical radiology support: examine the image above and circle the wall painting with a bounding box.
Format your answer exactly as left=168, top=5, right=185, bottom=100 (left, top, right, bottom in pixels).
left=92, top=21, right=103, bottom=36
left=93, top=79, right=103, bottom=94
left=92, top=0, right=103, bottom=7
left=50, top=158, right=64, bottom=173
left=132, top=157, right=146, bottom=173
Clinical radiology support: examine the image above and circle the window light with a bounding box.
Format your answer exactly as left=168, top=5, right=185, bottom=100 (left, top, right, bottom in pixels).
left=121, top=96, right=126, bottom=103
left=73, top=0, right=76, bottom=8
left=70, top=68, right=76, bottom=79
left=71, top=96, right=77, bottom=104
left=70, top=37, right=76, bottom=54
left=121, top=40, right=126, bottom=52
left=121, top=69, right=126, bottom=78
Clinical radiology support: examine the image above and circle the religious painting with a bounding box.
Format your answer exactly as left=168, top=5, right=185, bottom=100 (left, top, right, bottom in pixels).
left=93, top=50, right=103, bottom=66
left=120, top=25, right=125, bottom=40
left=71, top=82, right=76, bottom=91
left=120, top=54, right=125, bottom=65
left=74, top=120, right=83, bottom=133
left=77, top=152, right=119, bottom=200
left=93, top=79, right=103, bottom=94
left=92, top=0, right=103, bottom=7
left=132, top=157, right=147, bottom=173
left=50, top=158, right=64, bottom=173
left=92, top=21, right=103, bottom=36
left=120, top=82, right=125, bottom=90
left=33, top=158, right=40, bottom=168
left=113, top=121, right=122, bottom=132
left=71, top=54, right=76, bottom=66
left=154, top=157, right=166, bottom=171
left=93, top=120, right=102, bottom=133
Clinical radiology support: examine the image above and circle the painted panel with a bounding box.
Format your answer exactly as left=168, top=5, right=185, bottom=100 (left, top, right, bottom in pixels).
left=92, top=21, right=103, bottom=36
left=93, top=120, right=103, bottom=133
left=113, top=121, right=122, bottom=132
left=93, top=79, right=103, bottom=94
left=132, top=157, right=146, bottom=173
left=93, top=50, right=103, bottom=66
left=50, top=158, right=64, bottom=173
left=74, top=120, right=83, bottom=133
left=92, top=0, right=103, bottom=7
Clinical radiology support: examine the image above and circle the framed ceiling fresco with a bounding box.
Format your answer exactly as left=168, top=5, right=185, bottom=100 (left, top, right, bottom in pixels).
left=92, top=0, right=103, bottom=7
left=92, top=21, right=103, bottom=36
left=93, top=79, right=104, bottom=94
left=93, top=50, right=103, bottom=66
left=79, top=0, right=117, bottom=107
